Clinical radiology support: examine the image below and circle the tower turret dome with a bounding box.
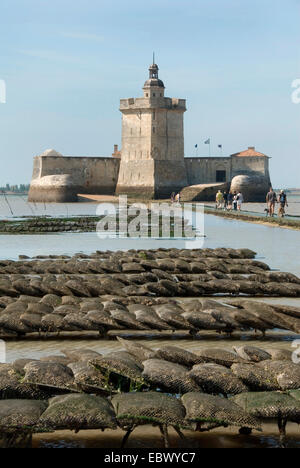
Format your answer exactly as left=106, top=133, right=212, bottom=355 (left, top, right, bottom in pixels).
left=143, top=61, right=165, bottom=89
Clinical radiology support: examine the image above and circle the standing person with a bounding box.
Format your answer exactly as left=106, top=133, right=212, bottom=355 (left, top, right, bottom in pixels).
left=216, top=190, right=224, bottom=209
left=266, top=187, right=277, bottom=217
left=223, top=191, right=229, bottom=210
left=170, top=192, right=175, bottom=204
left=227, top=191, right=233, bottom=210
left=233, top=192, right=238, bottom=211
left=237, top=192, right=244, bottom=211
left=175, top=193, right=181, bottom=204
left=278, top=190, right=288, bottom=217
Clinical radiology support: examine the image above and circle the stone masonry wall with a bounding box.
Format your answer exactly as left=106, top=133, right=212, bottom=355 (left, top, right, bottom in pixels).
left=185, top=157, right=232, bottom=185
left=28, top=156, right=120, bottom=202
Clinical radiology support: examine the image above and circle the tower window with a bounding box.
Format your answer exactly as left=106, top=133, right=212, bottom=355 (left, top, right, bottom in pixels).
left=153, top=93, right=156, bottom=97
left=146, top=93, right=148, bottom=97
left=153, top=111, right=156, bottom=120
left=153, top=127, right=155, bottom=134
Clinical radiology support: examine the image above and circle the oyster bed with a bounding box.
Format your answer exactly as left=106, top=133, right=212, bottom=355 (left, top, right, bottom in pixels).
left=1, top=247, right=300, bottom=448
left=0, top=248, right=300, bottom=338
left=1, top=340, right=300, bottom=448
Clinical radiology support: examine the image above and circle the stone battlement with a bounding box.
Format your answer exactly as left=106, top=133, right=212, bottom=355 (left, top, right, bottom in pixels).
left=120, top=97, right=186, bottom=111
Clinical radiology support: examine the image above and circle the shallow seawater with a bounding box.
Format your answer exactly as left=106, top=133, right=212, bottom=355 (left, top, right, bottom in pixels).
left=0, top=212, right=300, bottom=277
left=0, top=196, right=100, bottom=220
left=4, top=328, right=300, bottom=363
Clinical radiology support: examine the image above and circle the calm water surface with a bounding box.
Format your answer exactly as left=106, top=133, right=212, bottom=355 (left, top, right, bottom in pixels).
left=1, top=210, right=299, bottom=274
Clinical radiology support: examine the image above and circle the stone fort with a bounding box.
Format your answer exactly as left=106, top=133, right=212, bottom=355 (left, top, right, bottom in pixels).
left=29, top=62, right=271, bottom=203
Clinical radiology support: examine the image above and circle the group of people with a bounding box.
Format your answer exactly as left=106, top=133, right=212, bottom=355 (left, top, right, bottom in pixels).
left=266, top=188, right=288, bottom=217
left=216, top=190, right=244, bottom=211
left=215, top=187, right=288, bottom=217
left=170, top=187, right=288, bottom=218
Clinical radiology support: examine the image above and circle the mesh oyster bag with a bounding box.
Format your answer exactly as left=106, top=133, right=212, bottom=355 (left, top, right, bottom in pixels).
left=68, top=362, right=114, bottom=395
left=39, top=393, right=117, bottom=431
left=154, top=346, right=200, bottom=368
left=257, top=360, right=300, bottom=391
left=133, top=308, right=172, bottom=330
left=117, top=337, right=155, bottom=362
left=112, top=392, right=186, bottom=429
left=23, top=361, right=76, bottom=392
left=110, top=310, right=149, bottom=330
left=0, top=399, right=48, bottom=430
left=195, top=348, right=241, bottom=368
left=182, top=392, right=260, bottom=430
left=182, top=311, right=226, bottom=331
left=155, top=308, right=192, bottom=330
left=0, top=364, right=49, bottom=400
left=232, top=391, right=300, bottom=422
left=189, top=363, right=248, bottom=395
left=61, top=348, right=102, bottom=362
left=267, top=349, right=292, bottom=361
left=90, top=352, right=144, bottom=389
left=231, top=363, right=280, bottom=392
left=87, top=310, right=124, bottom=330
left=233, top=346, right=271, bottom=363
left=142, top=359, right=200, bottom=394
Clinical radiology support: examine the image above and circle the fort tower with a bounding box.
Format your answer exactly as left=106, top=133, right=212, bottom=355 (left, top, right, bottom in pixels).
left=116, top=61, right=188, bottom=198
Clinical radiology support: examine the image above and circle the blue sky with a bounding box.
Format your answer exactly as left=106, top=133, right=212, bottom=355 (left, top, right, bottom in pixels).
left=0, top=0, right=299, bottom=187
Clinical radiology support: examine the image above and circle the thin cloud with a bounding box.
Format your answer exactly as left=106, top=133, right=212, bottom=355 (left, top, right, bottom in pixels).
left=61, top=32, right=104, bottom=41
left=19, top=49, right=84, bottom=64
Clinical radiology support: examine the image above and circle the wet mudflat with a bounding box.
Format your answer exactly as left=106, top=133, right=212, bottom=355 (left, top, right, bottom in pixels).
left=32, top=423, right=300, bottom=449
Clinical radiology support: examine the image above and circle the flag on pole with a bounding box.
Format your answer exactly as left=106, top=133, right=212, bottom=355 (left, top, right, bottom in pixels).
left=218, top=144, right=222, bottom=149
left=204, top=139, right=210, bottom=145
left=195, top=144, right=198, bottom=148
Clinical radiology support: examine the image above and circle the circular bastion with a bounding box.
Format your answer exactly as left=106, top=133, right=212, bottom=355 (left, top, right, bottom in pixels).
left=230, top=174, right=271, bottom=202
